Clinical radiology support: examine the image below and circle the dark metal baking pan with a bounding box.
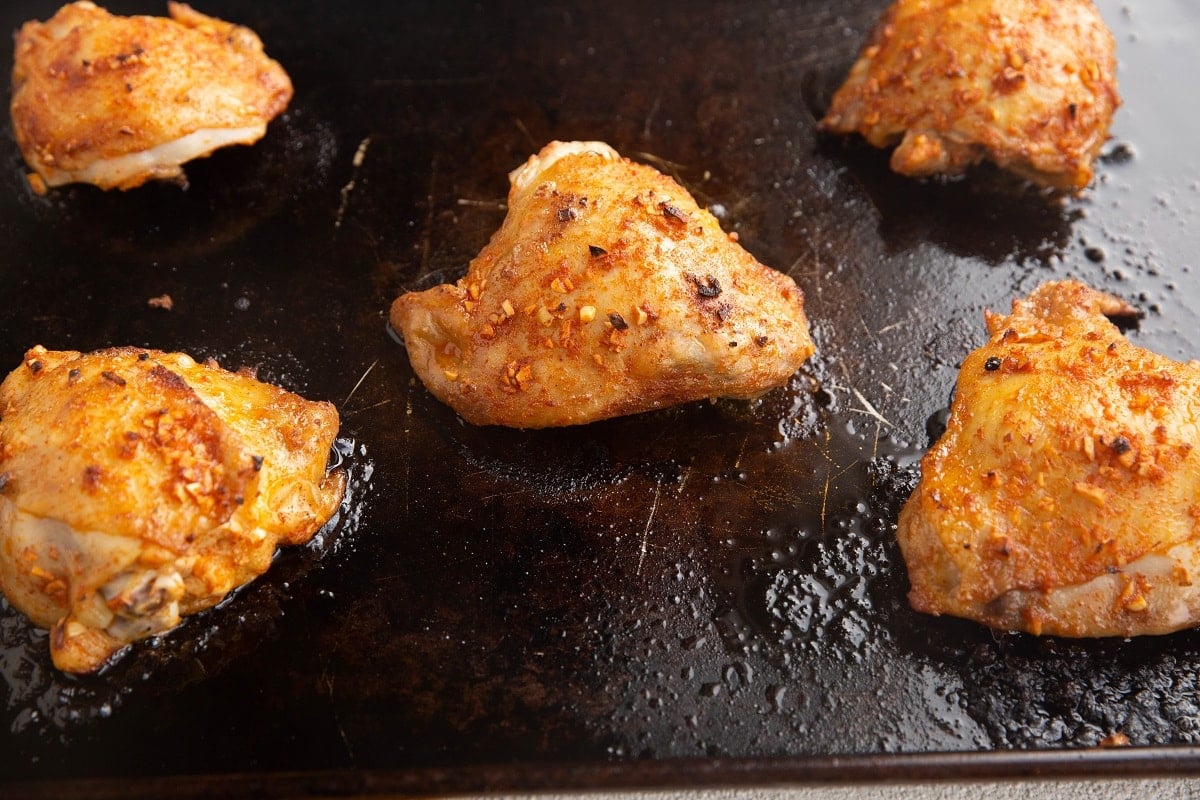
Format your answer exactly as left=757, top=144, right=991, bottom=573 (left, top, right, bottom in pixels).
left=4, top=0, right=1200, bottom=795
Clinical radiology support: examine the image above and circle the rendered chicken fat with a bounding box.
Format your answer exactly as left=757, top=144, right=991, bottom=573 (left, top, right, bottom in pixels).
left=821, top=0, right=1120, bottom=190
left=897, top=282, right=1200, bottom=637
left=391, top=141, right=815, bottom=428
left=10, top=2, right=293, bottom=191
left=0, top=346, right=345, bottom=672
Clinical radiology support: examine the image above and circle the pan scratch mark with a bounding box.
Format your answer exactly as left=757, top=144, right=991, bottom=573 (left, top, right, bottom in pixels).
left=323, top=668, right=355, bottom=761
left=634, top=151, right=686, bottom=171
left=733, top=433, right=750, bottom=470
left=457, top=198, right=508, bottom=210
left=344, top=397, right=395, bottom=418
left=850, top=387, right=893, bottom=429
left=401, top=392, right=413, bottom=520
left=479, top=488, right=533, bottom=502
left=335, top=136, right=372, bottom=230
left=373, top=75, right=491, bottom=88
left=342, top=359, right=379, bottom=408
left=859, top=313, right=877, bottom=342
left=637, top=482, right=663, bottom=576
left=642, top=96, right=662, bottom=139
left=515, top=117, right=536, bottom=148
left=676, top=462, right=694, bottom=496
left=785, top=231, right=824, bottom=302
left=819, top=428, right=833, bottom=534
left=877, top=321, right=904, bottom=335
left=419, top=156, right=440, bottom=280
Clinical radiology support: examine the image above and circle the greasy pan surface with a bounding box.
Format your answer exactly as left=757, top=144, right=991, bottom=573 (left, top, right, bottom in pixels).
left=3, top=0, right=1200, bottom=791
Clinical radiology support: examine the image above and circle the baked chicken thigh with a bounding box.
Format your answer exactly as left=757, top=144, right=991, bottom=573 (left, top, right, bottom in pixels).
left=897, top=281, right=1200, bottom=637
left=391, top=141, right=815, bottom=428
left=821, top=0, right=1119, bottom=190
left=0, top=346, right=345, bottom=672
left=10, top=1, right=293, bottom=192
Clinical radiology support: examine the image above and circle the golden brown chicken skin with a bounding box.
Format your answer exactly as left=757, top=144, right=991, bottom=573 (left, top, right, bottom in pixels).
left=821, top=0, right=1119, bottom=190
left=0, top=346, right=345, bottom=672
left=10, top=1, right=293, bottom=192
left=390, top=141, right=815, bottom=429
left=897, top=281, right=1200, bottom=637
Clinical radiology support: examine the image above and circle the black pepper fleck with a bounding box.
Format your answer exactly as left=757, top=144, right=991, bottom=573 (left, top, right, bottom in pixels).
left=984, top=356, right=1002, bottom=371
left=67, top=368, right=82, bottom=384
left=660, top=202, right=688, bottom=224
left=28, top=360, right=42, bottom=374
left=588, top=245, right=607, bottom=258
left=138, top=352, right=150, bottom=361
left=689, top=274, right=722, bottom=298
left=252, top=455, right=264, bottom=471
left=1109, top=436, right=1131, bottom=455
left=608, top=313, right=628, bottom=330
left=83, top=465, right=102, bottom=486
left=101, top=371, right=127, bottom=387
left=0, top=472, right=10, bottom=492
left=557, top=207, right=579, bottom=222
left=754, top=335, right=769, bottom=346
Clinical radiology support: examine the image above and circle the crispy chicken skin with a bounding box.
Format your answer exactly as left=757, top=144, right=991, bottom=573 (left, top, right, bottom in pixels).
left=897, top=281, right=1200, bottom=637
left=821, top=0, right=1119, bottom=190
left=390, top=141, right=815, bottom=428
left=10, top=1, right=293, bottom=192
left=0, top=346, right=345, bottom=672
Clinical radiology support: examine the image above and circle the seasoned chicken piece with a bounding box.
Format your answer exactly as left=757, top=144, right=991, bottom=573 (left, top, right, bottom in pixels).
left=821, top=0, right=1119, bottom=190
left=0, top=346, right=345, bottom=672
left=10, top=1, right=293, bottom=192
left=897, top=281, right=1200, bottom=637
left=390, top=141, right=815, bottom=428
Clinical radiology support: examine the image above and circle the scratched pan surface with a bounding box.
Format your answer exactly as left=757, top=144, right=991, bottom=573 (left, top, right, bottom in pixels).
left=3, top=0, right=1200, bottom=794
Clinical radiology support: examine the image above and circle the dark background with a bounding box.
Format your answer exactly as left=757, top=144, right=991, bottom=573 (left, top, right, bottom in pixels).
left=3, top=0, right=1200, bottom=792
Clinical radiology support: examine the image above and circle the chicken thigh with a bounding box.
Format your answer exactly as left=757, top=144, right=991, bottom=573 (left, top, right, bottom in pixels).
left=390, top=141, right=815, bottom=428
left=821, top=0, right=1119, bottom=190
left=10, top=2, right=293, bottom=192
left=897, top=281, right=1200, bottom=637
left=0, top=346, right=345, bottom=672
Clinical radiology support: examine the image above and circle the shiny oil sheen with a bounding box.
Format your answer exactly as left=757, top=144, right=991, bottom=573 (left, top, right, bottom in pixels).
left=2, top=0, right=1200, bottom=792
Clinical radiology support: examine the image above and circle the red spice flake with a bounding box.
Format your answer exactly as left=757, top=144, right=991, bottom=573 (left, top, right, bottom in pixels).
left=148, top=294, right=174, bottom=310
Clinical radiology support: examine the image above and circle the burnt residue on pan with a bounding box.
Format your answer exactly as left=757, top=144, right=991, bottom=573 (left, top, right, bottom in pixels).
left=3, top=0, right=1200, bottom=789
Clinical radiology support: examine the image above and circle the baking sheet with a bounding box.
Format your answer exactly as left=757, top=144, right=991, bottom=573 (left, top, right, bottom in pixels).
left=4, top=0, right=1200, bottom=793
